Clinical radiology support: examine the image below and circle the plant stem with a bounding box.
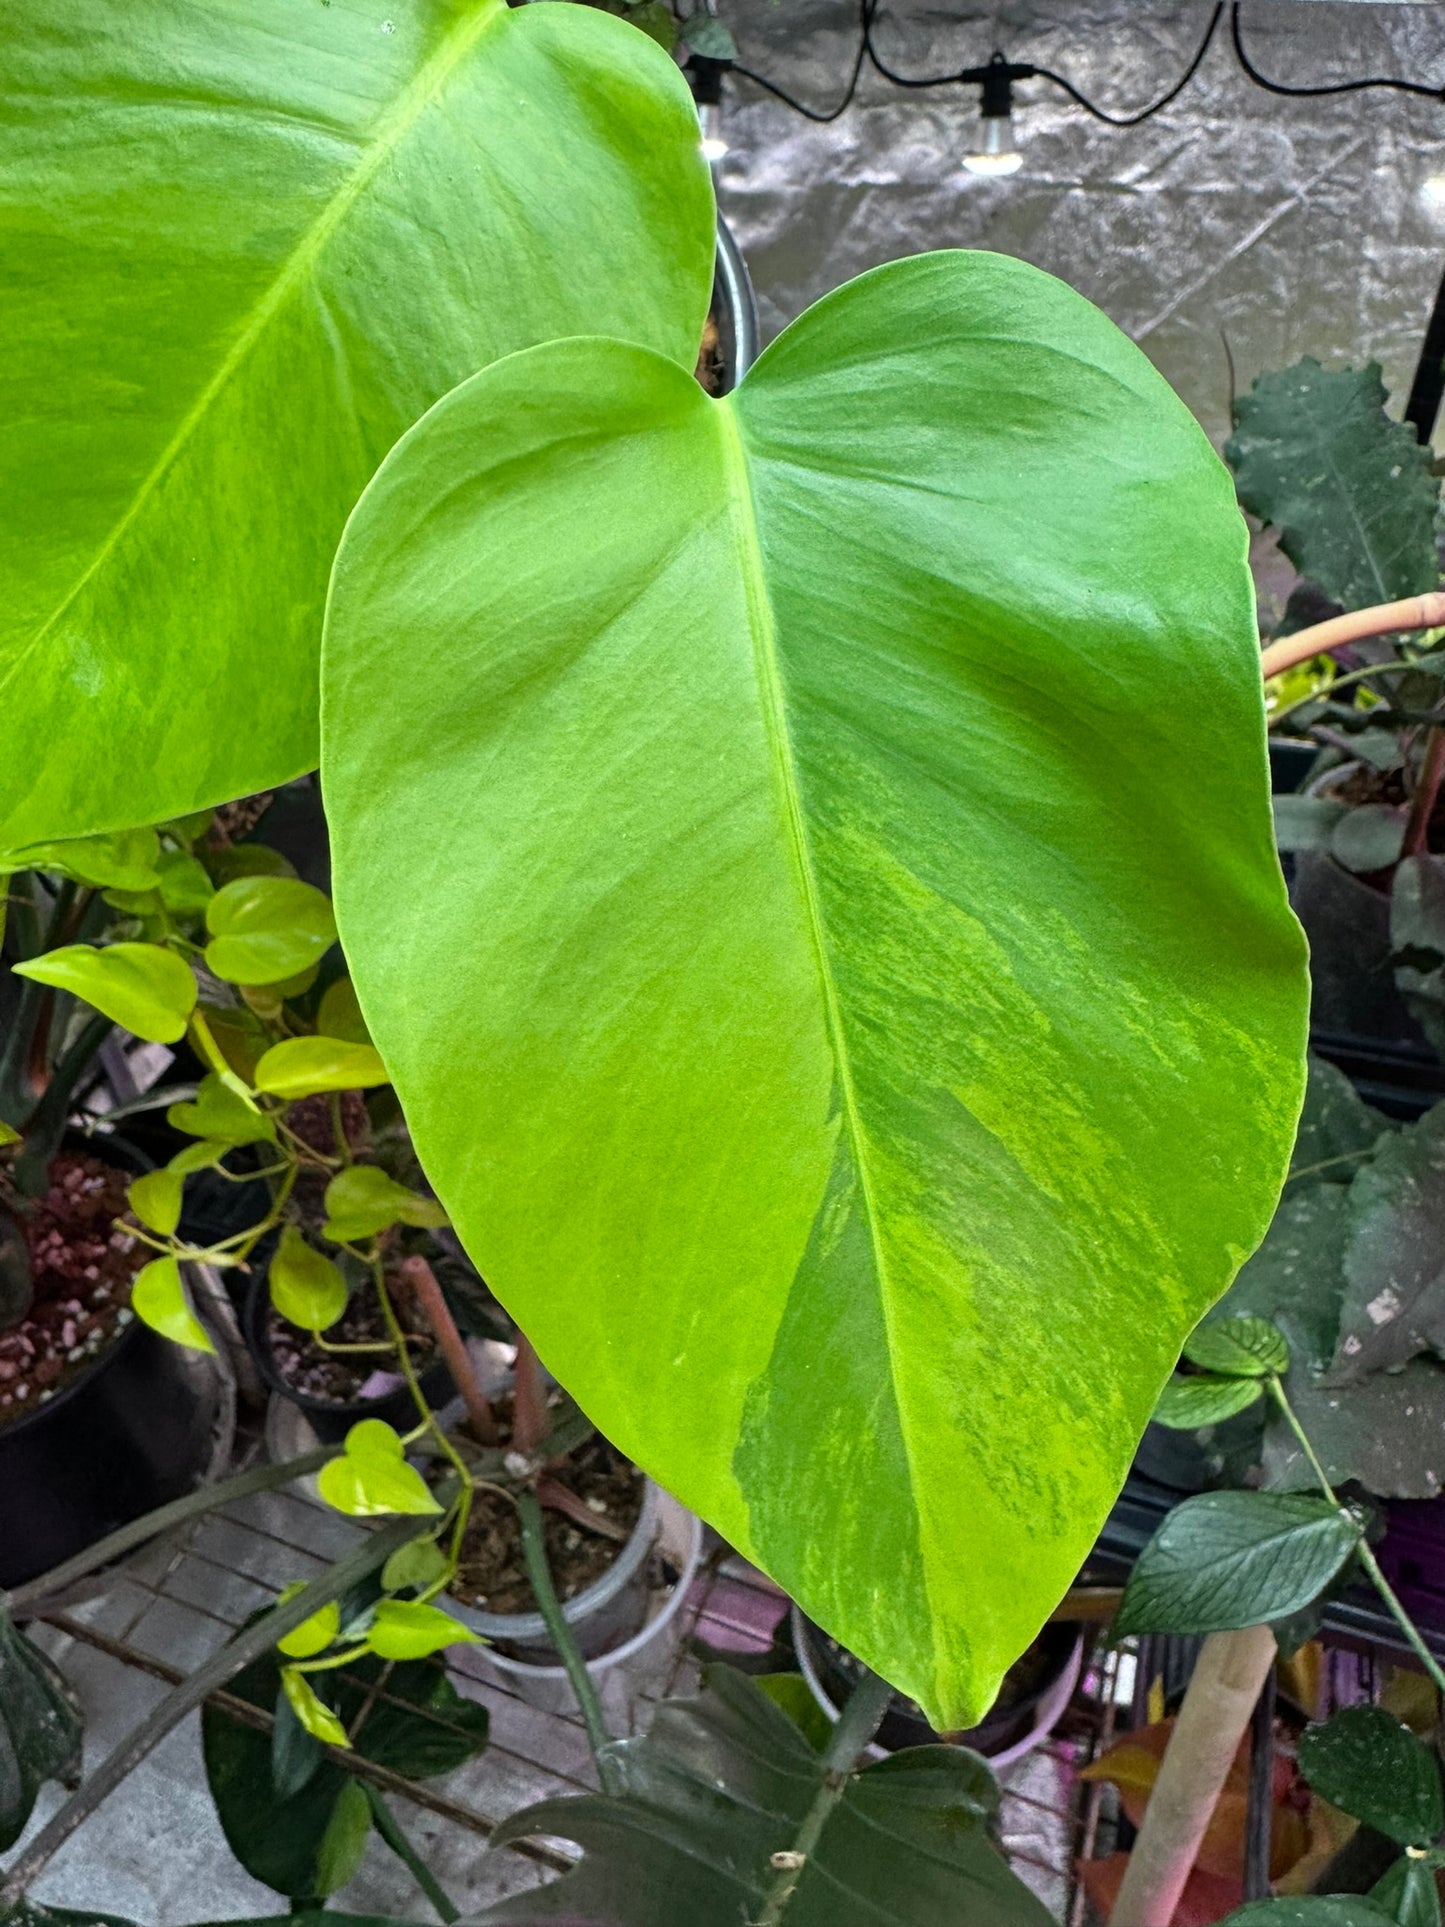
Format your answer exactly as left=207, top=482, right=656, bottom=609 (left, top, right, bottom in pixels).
left=362, top=1783, right=459, bottom=1924
left=0, top=1505, right=439, bottom=1903
left=1269, top=1377, right=1445, bottom=1697
left=11, top=1011, right=115, bottom=1195
left=5, top=1447, right=337, bottom=1618
left=1259, top=592, right=1445, bottom=680
left=1406, top=724, right=1445, bottom=856
left=400, top=1255, right=497, bottom=1444
left=373, top=1259, right=473, bottom=1570
left=514, top=1485, right=617, bottom=1790
left=754, top=1667, right=894, bottom=1927
left=512, top=1333, right=547, bottom=1457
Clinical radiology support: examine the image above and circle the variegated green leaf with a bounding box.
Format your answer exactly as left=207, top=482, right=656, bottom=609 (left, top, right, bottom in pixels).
left=322, top=251, right=1308, bottom=1727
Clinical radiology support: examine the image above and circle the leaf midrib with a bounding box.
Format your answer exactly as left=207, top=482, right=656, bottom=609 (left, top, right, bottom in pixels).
left=6, top=0, right=506, bottom=700
left=714, top=399, right=932, bottom=1672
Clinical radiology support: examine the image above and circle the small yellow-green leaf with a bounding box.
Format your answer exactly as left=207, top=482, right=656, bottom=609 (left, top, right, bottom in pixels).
left=281, top=1667, right=349, bottom=1748
left=0, top=1122, right=20, bottom=1148
left=167, top=1137, right=234, bottom=1177
left=275, top=1590, right=341, bottom=1660
left=366, top=1599, right=477, bottom=1661
left=131, top=1256, right=214, bottom=1353
left=270, top=1225, right=348, bottom=1333
left=317, top=976, right=372, bottom=1047
left=381, top=1536, right=450, bottom=1594
left=254, top=1037, right=388, bottom=1100
left=166, top=1071, right=275, bottom=1144
left=204, top=876, right=336, bottom=985
left=0, top=828, right=161, bottom=891
left=128, top=1168, right=182, bottom=1236
left=322, top=1165, right=448, bottom=1244
left=317, top=1419, right=441, bottom=1518
left=154, top=848, right=214, bottom=916
left=13, top=942, right=196, bottom=1044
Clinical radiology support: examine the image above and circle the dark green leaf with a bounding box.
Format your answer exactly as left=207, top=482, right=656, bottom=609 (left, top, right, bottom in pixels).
left=1297, top=1706, right=1444, bottom=1846
left=0, top=1607, right=84, bottom=1851
left=314, top=1777, right=372, bottom=1896
left=0, top=0, right=714, bottom=847
left=684, top=12, right=737, bottom=57
left=337, top=1661, right=489, bottom=1780
left=1331, top=1104, right=1445, bottom=1381
left=477, top=1665, right=1051, bottom=1925
left=1218, top=1182, right=1351, bottom=1374
left=206, top=1641, right=488, bottom=1897
left=1331, top=804, right=1407, bottom=875
left=323, top=245, right=1309, bottom=1730
left=1227, top=358, right=1440, bottom=610
left=0, top=1906, right=141, bottom=1927
left=1263, top=1304, right=1445, bottom=1501
left=1373, top=1857, right=1443, bottom=1927
left=1394, top=857, right=1445, bottom=1059
left=1273, top=795, right=1347, bottom=852
left=1114, top=1492, right=1363, bottom=1637
left=1219, top=1902, right=1396, bottom=1926
left=1184, top=1317, right=1290, bottom=1377
left=1289, top=1055, right=1397, bottom=1183
left=753, top=1673, right=830, bottom=1752
left=1153, top=1374, right=1265, bottom=1429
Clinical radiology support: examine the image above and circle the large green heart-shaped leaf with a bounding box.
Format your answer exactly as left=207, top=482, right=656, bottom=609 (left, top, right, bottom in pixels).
left=0, top=0, right=714, bottom=847
left=322, top=251, right=1309, bottom=1727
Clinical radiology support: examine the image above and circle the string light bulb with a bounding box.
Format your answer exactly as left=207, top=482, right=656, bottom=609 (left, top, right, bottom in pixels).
left=700, top=100, right=729, bottom=164
left=962, top=52, right=1023, bottom=177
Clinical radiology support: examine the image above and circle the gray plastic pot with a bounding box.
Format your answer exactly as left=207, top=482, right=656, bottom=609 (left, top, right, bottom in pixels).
left=450, top=1488, right=703, bottom=1727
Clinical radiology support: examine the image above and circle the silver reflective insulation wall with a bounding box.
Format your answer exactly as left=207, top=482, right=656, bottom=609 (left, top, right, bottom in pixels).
left=713, top=0, right=1445, bottom=439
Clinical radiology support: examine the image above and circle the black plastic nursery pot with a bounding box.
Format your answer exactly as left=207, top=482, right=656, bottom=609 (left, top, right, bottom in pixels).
left=242, top=1268, right=454, bottom=1445
left=1270, top=735, right=1445, bottom=1116
left=791, top=1608, right=1084, bottom=1763
left=0, top=1132, right=220, bottom=1591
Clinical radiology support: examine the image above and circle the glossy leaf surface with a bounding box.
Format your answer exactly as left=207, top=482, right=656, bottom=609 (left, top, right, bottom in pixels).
left=366, top=1600, right=477, bottom=1661
left=0, top=0, right=715, bottom=845
left=254, top=1039, right=389, bottom=1100
left=270, top=1227, right=348, bottom=1334
left=479, top=1665, right=1051, bottom=1926
left=1114, top=1492, right=1362, bottom=1637
left=204, top=880, right=337, bottom=988
left=317, top=1420, right=441, bottom=1518
left=168, top=1073, right=277, bottom=1146
left=131, top=1256, right=215, bottom=1354
left=322, top=1167, right=448, bottom=1244
left=323, top=250, right=1308, bottom=1726
left=13, top=942, right=195, bottom=1044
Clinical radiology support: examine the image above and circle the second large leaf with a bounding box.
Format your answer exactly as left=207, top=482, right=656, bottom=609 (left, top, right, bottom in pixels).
left=322, top=250, right=1309, bottom=1728
left=0, top=0, right=713, bottom=846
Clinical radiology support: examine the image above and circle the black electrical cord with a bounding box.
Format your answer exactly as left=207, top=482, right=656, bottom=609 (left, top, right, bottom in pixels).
left=730, top=0, right=870, bottom=122
left=1231, top=0, right=1445, bottom=102
left=1030, top=3, right=1224, bottom=127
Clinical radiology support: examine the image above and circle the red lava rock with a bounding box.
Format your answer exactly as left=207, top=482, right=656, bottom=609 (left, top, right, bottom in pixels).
left=0, top=1150, right=147, bottom=1428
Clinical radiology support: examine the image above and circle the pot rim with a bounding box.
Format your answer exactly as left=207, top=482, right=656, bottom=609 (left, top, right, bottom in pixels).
left=444, top=1475, right=662, bottom=1641
left=476, top=1497, right=704, bottom=1679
